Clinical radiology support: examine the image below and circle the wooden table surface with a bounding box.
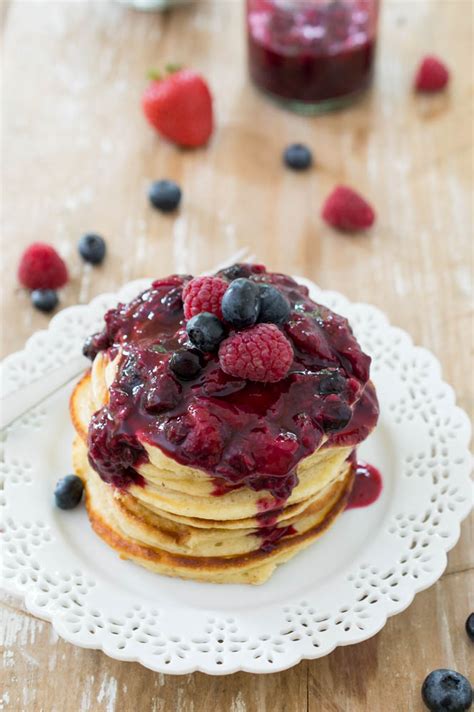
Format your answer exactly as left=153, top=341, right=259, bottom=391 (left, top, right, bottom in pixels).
left=1, top=0, right=473, bottom=710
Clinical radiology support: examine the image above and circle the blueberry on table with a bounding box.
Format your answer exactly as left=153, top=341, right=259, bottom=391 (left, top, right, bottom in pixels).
left=78, top=233, right=106, bottom=265
left=31, top=289, right=59, bottom=313
left=258, top=284, right=291, bottom=325
left=422, top=669, right=472, bottom=712
left=186, top=312, right=226, bottom=352
left=221, top=278, right=261, bottom=328
left=148, top=180, right=182, bottom=212
left=169, top=350, right=202, bottom=380
left=54, top=475, right=84, bottom=510
left=283, top=143, right=313, bottom=171
left=466, top=613, right=474, bottom=642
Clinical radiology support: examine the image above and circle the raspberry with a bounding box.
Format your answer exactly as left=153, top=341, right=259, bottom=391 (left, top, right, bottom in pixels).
left=415, top=55, right=449, bottom=92
left=182, top=276, right=228, bottom=320
left=219, top=324, right=293, bottom=383
left=322, top=186, right=375, bottom=232
left=285, top=314, right=335, bottom=360
left=179, top=405, right=224, bottom=467
left=18, top=242, right=68, bottom=290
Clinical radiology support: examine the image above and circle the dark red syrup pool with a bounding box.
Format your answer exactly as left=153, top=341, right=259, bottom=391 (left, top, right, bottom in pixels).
left=346, top=460, right=382, bottom=510
left=254, top=456, right=383, bottom=551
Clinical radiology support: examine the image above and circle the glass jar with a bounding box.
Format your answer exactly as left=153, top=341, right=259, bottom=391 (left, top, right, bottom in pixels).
left=247, top=0, right=379, bottom=113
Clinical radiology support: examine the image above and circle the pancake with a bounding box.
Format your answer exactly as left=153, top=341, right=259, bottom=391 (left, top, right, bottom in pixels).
left=71, top=265, right=379, bottom=584
left=73, top=435, right=354, bottom=585
left=71, top=370, right=353, bottom=522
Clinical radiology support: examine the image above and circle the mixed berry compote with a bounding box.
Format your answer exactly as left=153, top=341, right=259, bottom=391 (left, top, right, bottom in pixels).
left=85, top=265, right=379, bottom=511
left=247, top=0, right=378, bottom=111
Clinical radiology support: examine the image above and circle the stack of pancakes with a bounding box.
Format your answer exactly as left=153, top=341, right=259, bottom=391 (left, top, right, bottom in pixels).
left=71, top=351, right=354, bottom=585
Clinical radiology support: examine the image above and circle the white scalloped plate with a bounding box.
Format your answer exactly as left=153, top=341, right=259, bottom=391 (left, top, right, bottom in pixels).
left=1, top=278, right=472, bottom=675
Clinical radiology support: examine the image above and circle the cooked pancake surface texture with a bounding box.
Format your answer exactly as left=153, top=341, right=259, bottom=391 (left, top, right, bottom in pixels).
left=71, top=266, right=379, bottom=584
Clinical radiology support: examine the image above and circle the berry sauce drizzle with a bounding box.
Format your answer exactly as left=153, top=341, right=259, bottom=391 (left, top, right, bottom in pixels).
left=255, top=457, right=383, bottom=552
left=85, top=265, right=379, bottom=504
left=346, top=460, right=382, bottom=510
left=258, top=524, right=297, bottom=553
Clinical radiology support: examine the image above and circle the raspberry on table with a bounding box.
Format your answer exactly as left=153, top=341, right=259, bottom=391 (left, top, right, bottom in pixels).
left=183, top=276, right=228, bottom=320
left=18, top=242, right=69, bottom=290
left=415, top=55, right=449, bottom=92
left=219, top=323, right=294, bottom=383
left=322, top=185, right=375, bottom=232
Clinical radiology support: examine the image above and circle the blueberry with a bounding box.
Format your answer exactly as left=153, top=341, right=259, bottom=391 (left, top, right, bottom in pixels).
left=221, top=278, right=260, bottom=328
left=78, top=233, right=106, bottom=265
left=220, top=264, right=253, bottom=281
left=422, top=669, right=472, bottom=712
left=148, top=180, right=182, bottom=212
left=31, top=289, right=58, bottom=313
left=317, top=370, right=347, bottom=395
left=169, top=350, right=202, bottom=380
left=258, top=284, right=291, bottom=325
left=186, top=312, right=226, bottom=352
left=320, top=397, right=352, bottom=432
left=82, top=331, right=108, bottom=361
left=145, top=374, right=182, bottom=413
left=54, top=475, right=84, bottom=510
left=466, top=613, right=474, bottom=642
left=283, top=143, right=313, bottom=171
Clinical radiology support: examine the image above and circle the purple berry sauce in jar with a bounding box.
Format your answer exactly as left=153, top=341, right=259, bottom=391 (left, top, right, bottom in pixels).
left=247, top=0, right=379, bottom=113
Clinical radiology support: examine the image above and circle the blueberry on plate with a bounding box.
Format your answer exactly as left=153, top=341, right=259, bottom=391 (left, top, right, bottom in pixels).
left=186, top=313, right=226, bottom=352
left=54, top=475, right=84, bottom=510
left=422, top=669, right=472, bottom=712
left=31, top=289, right=59, bottom=313
left=169, top=349, right=202, bottom=380
left=78, top=233, right=106, bottom=265
left=148, top=180, right=182, bottom=212
left=221, top=278, right=260, bottom=329
left=283, top=143, right=313, bottom=171
left=466, top=613, right=474, bottom=642
left=258, top=284, right=291, bottom=325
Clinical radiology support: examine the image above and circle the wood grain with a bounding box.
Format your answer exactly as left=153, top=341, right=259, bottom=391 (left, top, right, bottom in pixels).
left=1, top=0, right=472, bottom=710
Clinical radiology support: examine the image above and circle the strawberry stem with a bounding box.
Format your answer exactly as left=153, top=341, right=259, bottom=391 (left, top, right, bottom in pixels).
left=147, top=69, right=162, bottom=81
left=165, top=63, right=182, bottom=74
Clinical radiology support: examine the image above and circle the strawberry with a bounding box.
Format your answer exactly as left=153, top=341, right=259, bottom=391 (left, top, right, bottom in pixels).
left=142, top=69, right=213, bottom=148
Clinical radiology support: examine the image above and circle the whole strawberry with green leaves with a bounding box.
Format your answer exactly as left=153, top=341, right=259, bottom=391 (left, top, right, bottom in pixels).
left=142, top=66, right=213, bottom=148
